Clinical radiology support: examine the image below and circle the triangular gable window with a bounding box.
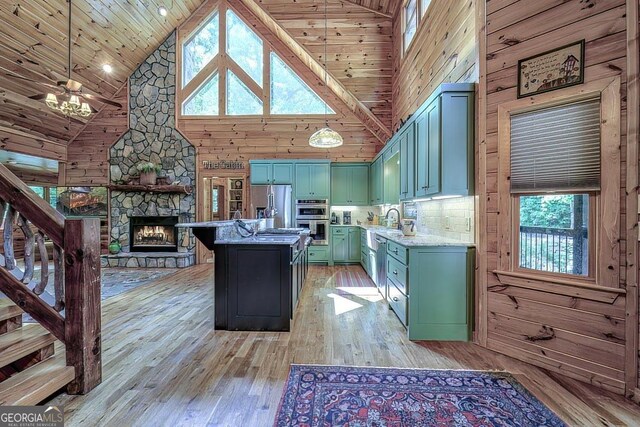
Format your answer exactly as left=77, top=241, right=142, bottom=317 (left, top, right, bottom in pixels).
left=226, top=9, right=263, bottom=87
left=180, top=5, right=335, bottom=117
left=227, top=70, right=263, bottom=115
left=183, top=12, right=219, bottom=87
left=270, top=52, right=334, bottom=115
left=183, top=74, right=219, bottom=115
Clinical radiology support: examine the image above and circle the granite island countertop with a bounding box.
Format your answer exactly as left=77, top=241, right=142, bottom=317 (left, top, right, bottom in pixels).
left=176, top=219, right=264, bottom=228
left=214, top=235, right=301, bottom=246
left=330, top=223, right=474, bottom=248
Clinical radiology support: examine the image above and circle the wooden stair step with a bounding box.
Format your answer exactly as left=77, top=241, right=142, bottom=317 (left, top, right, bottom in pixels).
left=0, top=351, right=74, bottom=406
left=0, top=299, right=22, bottom=322
left=0, top=324, right=55, bottom=368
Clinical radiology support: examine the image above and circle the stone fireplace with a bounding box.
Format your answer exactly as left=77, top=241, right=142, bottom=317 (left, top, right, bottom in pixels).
left=102, top=31, right=196, bottom=269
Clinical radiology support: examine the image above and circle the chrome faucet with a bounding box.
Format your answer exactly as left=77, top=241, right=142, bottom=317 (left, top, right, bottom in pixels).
left=385, top=208, right=402, bottom=230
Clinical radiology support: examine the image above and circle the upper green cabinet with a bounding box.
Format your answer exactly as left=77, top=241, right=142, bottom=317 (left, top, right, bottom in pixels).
left=369, top=157, right=383, bottom=205
left=250, top=161, right=293, bottom=185
left=295, top=163, right=330, bottom=199
left=399, top=123, right=415, bottom=201
left=383, top=142, right=400, bottom=205
left=415, top=98, right=441, bottom=198
left=399, top=84, right=475, bottom=200
left=331, top=164, right=369, bottom=206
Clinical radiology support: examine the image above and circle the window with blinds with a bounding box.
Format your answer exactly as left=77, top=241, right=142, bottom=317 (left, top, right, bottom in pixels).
left=510, top=97, right=601, bottom=193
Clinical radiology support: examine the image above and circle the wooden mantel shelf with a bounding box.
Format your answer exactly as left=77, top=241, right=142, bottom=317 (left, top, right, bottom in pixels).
left=108, top=184, right=193, bottom=195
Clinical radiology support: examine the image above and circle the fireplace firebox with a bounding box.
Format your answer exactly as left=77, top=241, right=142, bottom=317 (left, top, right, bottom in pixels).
left=130, top=216, right=179, bottom=253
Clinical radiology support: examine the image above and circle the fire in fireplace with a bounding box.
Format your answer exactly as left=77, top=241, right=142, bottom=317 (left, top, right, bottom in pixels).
left=130, top=216, right=179, bottom=252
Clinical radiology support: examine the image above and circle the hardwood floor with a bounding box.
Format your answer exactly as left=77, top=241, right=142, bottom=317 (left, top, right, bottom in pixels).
left=49, top=265, right=640, bottom=426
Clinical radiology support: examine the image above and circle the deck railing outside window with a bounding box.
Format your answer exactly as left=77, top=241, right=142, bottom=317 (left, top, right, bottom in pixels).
left=518, top=194, right=589, bottom=276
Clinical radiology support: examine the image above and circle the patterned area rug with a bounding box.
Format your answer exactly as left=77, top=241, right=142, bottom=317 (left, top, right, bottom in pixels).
left=274, top=365, right=566, bottom=427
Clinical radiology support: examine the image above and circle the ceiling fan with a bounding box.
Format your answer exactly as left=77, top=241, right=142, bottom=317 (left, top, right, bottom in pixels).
left=8, top=0, right=122, bottom=117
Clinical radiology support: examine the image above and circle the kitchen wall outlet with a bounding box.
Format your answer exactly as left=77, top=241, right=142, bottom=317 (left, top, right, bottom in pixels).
left=444, top=216, right=451, bottom=230
left=466, top=217, right=471, bottom=232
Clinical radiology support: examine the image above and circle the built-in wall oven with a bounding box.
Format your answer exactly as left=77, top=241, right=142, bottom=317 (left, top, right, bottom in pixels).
left=295, top=199, right=328, bottom=245
left=295, top=199, right=329, bottom=220
left=295, top=219, right=328, bottom=245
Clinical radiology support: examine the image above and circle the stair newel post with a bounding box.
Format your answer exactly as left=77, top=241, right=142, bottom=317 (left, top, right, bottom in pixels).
left=63, top=217, right=102, bottom=395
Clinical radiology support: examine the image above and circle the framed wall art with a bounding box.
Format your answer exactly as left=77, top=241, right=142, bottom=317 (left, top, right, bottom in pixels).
left=517, top=40, right=585, bottom=98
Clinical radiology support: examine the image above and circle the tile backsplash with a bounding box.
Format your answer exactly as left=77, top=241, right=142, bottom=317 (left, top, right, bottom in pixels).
left=412, top=196, right=475, bottom=242
left=330, top=206, right=383, bottom=225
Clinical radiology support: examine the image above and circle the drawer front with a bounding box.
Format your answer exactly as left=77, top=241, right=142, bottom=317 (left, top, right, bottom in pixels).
left=387, top=281, right=408, bottom=327
left=332, top=227, right=346, bottom=235
left=308, top=247, right=329, bottom=262
left=387, top=240, right=408, bottom=264
left=387, top=256, right=408, bottom=294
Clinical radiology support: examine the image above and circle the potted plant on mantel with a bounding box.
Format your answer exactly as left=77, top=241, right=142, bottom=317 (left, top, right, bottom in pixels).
left=136, top=161, right=162, bottom=185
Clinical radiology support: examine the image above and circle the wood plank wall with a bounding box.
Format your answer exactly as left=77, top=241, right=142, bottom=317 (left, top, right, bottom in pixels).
left=65, top=87, right=128, bottom=186
left=391, top=0, right=478, bottom=130
left=477, top=0, right=637, bottom=395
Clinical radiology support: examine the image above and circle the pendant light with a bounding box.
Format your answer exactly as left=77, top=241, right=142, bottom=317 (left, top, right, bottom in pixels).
left=309, top=0, right=343, bottom=148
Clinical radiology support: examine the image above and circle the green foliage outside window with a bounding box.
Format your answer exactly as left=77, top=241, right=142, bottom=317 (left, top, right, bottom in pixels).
left=183, top=13, right=219, bottom=86
left=226, top=9, right=263, bottom=87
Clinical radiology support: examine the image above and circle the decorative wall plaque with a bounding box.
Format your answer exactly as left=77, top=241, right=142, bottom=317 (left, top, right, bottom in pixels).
left=517, top=40, right=585, bottom=98
left=202, top=160, right=245, bottom=170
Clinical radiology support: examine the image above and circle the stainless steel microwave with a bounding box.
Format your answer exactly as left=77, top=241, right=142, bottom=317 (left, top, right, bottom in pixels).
left=295, top=199, right=329, bottom=220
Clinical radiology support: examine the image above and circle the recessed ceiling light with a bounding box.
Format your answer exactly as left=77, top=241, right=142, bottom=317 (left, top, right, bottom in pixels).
left=102, top=64, right=113, bottom=73
left=158, top=6, right=168, bottom=16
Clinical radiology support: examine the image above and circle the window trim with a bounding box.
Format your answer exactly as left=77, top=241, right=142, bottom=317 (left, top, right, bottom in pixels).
left=511, top=192, right=598, bottom=282
left=495, top=76, right=621, bottom=288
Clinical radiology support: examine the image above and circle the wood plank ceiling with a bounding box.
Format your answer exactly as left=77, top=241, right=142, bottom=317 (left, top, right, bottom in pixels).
left=0, top=0, right=205, bottom=151
left=260, top=0, right=394, bottom=130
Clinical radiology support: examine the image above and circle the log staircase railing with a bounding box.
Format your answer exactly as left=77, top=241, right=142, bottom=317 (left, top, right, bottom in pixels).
left=0, top=163, right=101, bottom=394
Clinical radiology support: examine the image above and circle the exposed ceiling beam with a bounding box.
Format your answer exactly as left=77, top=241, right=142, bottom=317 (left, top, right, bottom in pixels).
left=341, top=1, right=393, bottom=18
left=235, top=0, right=392, bottom=143
left=0, top=124, right=67, bottom=161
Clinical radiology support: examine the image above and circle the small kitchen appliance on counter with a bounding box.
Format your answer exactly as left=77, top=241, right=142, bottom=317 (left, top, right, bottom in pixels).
left=342, top=211, right=352, bottom=225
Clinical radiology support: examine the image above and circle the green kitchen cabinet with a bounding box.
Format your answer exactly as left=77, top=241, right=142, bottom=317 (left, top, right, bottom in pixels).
left=331, top=164, right=369, bottom=206
left=399, top=123, right=415, bottom=201
left=369, top=157, right=383, bottom=205
left=415, top=97, right=441, bottom=198
left=331, top=226, right=360, bottom=264
left=250, top=161, right=293, bottom=185
left=383, top=148, right=400, bottom=205
left=407, top=246, right=474, bottom=341
left=295, top=163, right=330, bottom=199
left=439, top=91, right=475, bottom=196
left=308, top=246, right=329, bottom=264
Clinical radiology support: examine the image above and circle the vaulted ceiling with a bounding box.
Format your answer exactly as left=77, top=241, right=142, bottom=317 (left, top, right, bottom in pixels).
left=0, top=0, right=205, bottom=149
left=0, top=0, right=394, bottom=160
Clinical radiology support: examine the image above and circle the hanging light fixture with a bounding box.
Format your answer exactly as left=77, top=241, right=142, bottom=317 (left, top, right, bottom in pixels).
left=309, top=0, right=343, bottom=148
left=45, top=0, right=92, bottom=118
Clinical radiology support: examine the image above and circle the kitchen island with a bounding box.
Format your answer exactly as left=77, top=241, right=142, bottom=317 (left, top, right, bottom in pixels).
left=178, top=220, right=309, bottom=331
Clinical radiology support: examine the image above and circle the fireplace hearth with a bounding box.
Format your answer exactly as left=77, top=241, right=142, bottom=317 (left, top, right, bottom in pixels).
left=130, top=216, right=179, bottom=252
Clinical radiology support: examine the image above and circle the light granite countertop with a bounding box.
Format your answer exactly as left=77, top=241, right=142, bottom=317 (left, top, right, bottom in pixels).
left=331, top=223, right=474, bottom=248
left=214, top=235, right=301, bottom=246
left=177, top=219, right=263, bottom=228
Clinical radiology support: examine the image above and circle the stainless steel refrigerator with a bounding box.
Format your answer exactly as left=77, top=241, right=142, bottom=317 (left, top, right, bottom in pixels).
left=249, top=185, right=293, bottom=228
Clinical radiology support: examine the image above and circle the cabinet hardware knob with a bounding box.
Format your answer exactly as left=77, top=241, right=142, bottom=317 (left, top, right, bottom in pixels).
left=392, top=297, right=399, bottom=302
left=393, top=270, right=398, bottom=275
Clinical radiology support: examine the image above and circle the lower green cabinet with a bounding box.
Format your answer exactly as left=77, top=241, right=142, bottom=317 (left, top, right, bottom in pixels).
left=331, top=226, right=360, bottom=263
left=308, top=246, right=329, bottom=263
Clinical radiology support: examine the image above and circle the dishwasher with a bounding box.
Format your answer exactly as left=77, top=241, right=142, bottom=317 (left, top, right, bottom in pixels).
left=373, top=235, right=387, bottom=299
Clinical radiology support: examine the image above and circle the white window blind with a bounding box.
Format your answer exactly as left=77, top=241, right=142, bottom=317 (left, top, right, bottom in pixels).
left=510, top=97, right=601, bottom=193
